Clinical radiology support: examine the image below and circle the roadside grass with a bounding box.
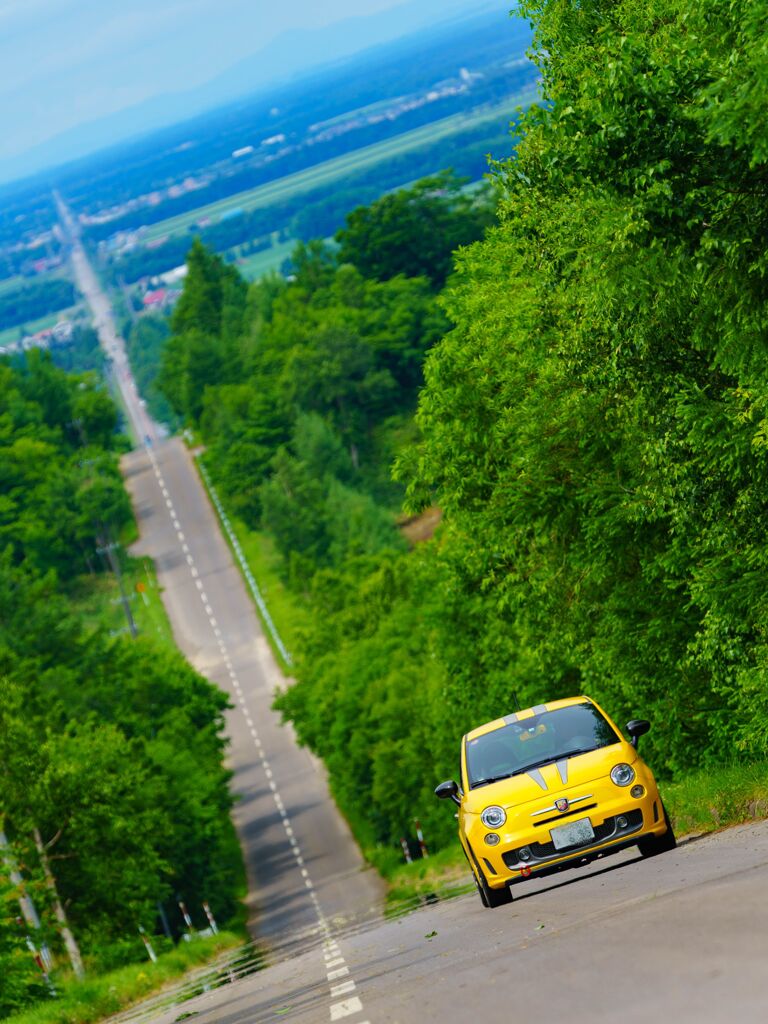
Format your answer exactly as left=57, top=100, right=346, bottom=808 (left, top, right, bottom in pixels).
left=109, top=382, right=138, bottom=446
left=5, top=932, right=246, bottom=1024
left=141, top=92, right=537, bottom=244
left=194, top=453, right=311, bottom=673
left=662, top=760, right=768, bottom=835
left=68, top=552, right=175, bottom=646
left=383, top=761, right=768, bottom=909
left=226, top=522, right=311, bottom=667
left=384, top=846, right=474, bottom=914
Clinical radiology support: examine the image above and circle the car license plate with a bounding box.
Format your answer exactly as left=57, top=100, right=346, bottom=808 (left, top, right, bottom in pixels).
left=550, top=817, right=595, bottom=850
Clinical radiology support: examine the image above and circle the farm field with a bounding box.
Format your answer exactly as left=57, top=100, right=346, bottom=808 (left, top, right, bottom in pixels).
left=0, top=267, right=69, bottom=294
left=235, top=239, right=296, bottom=281
left=141, top=92, right=536, bottom=245
left=0, top=273, right=27, bottom=295
left=0, top=303, right=82, bottom=347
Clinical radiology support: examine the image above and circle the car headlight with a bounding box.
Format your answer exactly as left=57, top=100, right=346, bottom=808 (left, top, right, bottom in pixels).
left=610, top=763, right=636, bottom=787
left=481, top=805, right=506, bottom=829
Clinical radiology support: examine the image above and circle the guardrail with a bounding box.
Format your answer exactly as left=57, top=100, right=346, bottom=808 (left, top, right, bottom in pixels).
left=195, top=459, right=293, bottom=666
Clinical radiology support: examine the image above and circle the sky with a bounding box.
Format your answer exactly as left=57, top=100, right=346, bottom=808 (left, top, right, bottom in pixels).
left=0, top=0, right=487, bottom=180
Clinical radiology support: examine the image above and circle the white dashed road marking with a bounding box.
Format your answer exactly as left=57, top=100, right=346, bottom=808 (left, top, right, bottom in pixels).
left=330, top=981, right=356, bottom=998
left=149, top=450, right=372, bottom=1023
left=330, top=998, right=364, bottom=1021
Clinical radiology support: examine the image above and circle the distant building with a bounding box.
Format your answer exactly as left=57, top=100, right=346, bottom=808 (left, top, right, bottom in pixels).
left=51, top=320, right=74, bottom=344
left=142, top=289, right=168, bottom=309
left=22, top=329, right=52, bottom=351
left=161, top=265, right=188, bottom=285
left=31, top=256, right=63, bottom=274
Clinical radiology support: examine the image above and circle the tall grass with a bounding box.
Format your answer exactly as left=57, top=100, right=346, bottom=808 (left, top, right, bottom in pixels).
left=663, top=761, right=768, bottom=835
left=5, top=933, right=246, bottom=1024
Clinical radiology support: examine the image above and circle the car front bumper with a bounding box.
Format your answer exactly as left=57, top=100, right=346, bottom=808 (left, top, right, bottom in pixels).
left=467, top=785, right=667, bottom=888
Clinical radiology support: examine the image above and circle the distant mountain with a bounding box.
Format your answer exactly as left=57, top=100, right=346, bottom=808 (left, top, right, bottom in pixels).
left=0, top=0, right=511, bottom=185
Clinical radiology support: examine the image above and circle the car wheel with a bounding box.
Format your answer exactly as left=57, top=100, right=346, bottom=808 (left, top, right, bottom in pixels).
left=638, top=805, right=677, bottom=858
left=476, top=866, right=513, bottom=909
left=474, top=874, right=490, bottom=908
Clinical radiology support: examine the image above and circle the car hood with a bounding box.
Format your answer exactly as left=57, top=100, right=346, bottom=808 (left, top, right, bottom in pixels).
left=463, top=743, right=635, bottom=814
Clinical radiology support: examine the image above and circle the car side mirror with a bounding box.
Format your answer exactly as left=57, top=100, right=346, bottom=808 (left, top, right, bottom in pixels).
left=626, top=719, right=651, bottom=748
left=435, top=780, right=461, bottom=806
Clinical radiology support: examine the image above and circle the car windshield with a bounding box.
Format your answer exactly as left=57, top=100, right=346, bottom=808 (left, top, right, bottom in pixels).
left=466, top=702, right=621, bottom=789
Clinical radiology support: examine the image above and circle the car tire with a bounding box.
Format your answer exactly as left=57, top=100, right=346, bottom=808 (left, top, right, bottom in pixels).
left=476, top=866, right=513, bottom=909
left=638, top=805, right=677, bottom=858
left=474, top=874, right=490, bottom=907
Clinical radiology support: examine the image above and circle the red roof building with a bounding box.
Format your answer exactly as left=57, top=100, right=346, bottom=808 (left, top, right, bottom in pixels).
left=142, top=288, right=167, bottom=308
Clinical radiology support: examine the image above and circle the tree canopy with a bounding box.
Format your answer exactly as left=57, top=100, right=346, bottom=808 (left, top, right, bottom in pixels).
left=0, top=356, right=242, bottom=1012
left=275, top=0, right=768, bottom=858
left=335, top=170, right=495, bottom=288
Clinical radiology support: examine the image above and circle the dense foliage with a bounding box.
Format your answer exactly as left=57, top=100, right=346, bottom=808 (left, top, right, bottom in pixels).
left=155, top=180, right=492, bottom=567
left=45, top=324, right=104, bottom=375
left=400, top=0, right=768, bottom=772
left=123, top=314, right=179, bottom=429
left=336, top=171, right=496, bottom=288
left=0, top=278, right=77, bottom=332
left=155, top=0, right=768, bottom=868
left=0, top=357, right=242, bottom=1014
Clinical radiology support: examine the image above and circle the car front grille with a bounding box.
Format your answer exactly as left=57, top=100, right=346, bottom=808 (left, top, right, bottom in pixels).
left=502, top=808, right=644, bottom=870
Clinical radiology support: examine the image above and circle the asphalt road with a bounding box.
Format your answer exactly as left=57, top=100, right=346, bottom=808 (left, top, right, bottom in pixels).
left=59, top=200, right=384, bottom=944
left=146, top=820, right=768, bottom=1024
left=124, top=436, right=383, bottom=939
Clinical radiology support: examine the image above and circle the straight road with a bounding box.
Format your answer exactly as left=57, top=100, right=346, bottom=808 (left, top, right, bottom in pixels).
left=55, top=191, right=158, bottom=447
left=146, top=820, right=768, bottom=1024
left=58, top=197, right=384, bottom=945
left=123, top=438, right=383, bottom=939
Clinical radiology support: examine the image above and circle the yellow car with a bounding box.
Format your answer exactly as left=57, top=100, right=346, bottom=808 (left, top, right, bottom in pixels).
left=435, top=695, right=676, bottom=908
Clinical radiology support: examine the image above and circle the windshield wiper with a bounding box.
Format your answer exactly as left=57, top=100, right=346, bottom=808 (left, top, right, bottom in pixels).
left=557, top=746, right=598, bottom=759
left=471, top=772, right=514, bottom=789
left=512, top=746, right=599, bottom=776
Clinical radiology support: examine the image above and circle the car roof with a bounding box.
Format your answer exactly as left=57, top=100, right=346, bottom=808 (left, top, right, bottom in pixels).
left=465, top=695, right=595, bottom=742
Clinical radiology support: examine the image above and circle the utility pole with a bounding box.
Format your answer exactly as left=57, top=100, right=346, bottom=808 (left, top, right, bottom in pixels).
left=96, top=528, right=137, bottom=638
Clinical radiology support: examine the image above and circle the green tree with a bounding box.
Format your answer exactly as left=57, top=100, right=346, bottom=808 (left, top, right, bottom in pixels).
left=159, top=241, right=248, bottom=422
left=401, top=0, right=768, bottom=768
left=336, top=171, right=495, bottom=287
left=124, top=315, right=179, bottom=428
left=275, top=0, right=768, bottom=868
left=0, top=868, right=50, bottom=1018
